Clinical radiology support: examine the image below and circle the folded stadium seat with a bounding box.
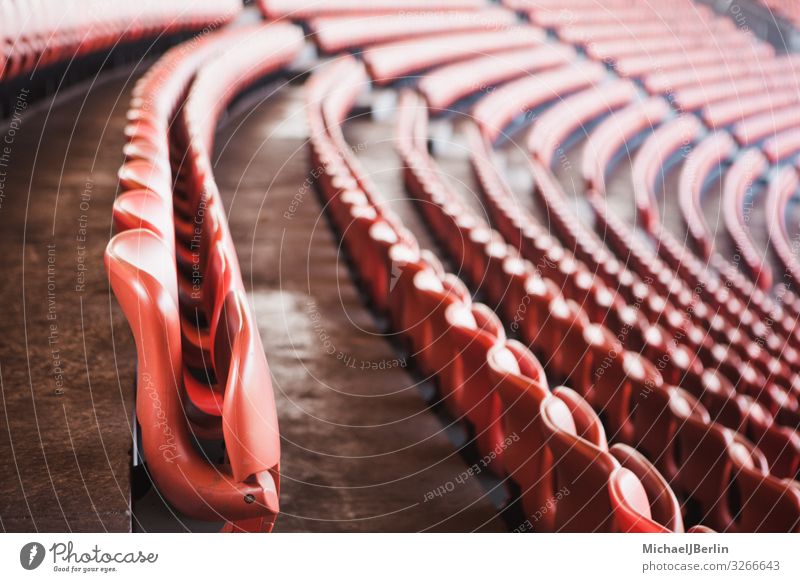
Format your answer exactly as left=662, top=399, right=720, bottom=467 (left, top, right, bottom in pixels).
left=609, top=444, right=685, bottom=533
left=112, top=190, right=175, bottom=251
left=340, top=210, right=403, bottom=310
left=533, top=296, right=591, bottom=385
left=632, top=115, right=703, bottom=234
left=670, top=414, right=770, bottom=531
left=528, top=80, right=638, bottom=167
left=678, top=132, right=735, bottom=259
left=363, top=27, right=547, bottom=85
left=767, top=166, right=800, bottom=290
left=418, top=44, right=576, bottom=113
left=118, top=159, right=174, bottom=200
left=635, top=384, right=710, bottom=480
left=731, top=466, right=800, bottom=532
left=763, top=129, right=800, bottom=164
left=397, top=269, right=471, bottom=379
left=702, top=89, right=800, bottom=130
left=641, top=324, right=705, bottom=392
left=722, top=149, right=772, bottom=291
left=732, top=103, right=800, bottom=146
left=580, top=325, right=666, bottom=445
left=486, top=341, right=558, bottom=531
left=384, top=243, right=444, bottom=331
left=308, top=9, right=518, bottom=54
left=106, top=229, right=280, bottom=532
left=440, top=303, right=507, bottom=474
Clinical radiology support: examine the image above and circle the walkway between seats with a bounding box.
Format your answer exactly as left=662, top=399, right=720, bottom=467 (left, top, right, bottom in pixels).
left=0, top=70, right=139, bottom=532
left=214, top=84, right=505, bottom=532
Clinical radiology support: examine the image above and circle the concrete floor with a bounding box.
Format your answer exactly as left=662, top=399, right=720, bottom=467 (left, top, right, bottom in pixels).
left=0, top=68, right=141, bottom=532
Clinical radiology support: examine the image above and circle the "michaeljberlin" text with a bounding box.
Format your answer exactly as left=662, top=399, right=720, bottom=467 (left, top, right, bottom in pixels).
left=643, top=543, right=729, bottom=556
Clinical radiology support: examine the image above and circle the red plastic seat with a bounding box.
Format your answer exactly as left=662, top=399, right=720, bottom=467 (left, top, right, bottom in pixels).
left=529, top=80, right=637, bottom=167
left=671, top=415, right=769, bottom=531
left=540, top=389, right=655, bottom=532
left=487, top=341, right=556, bottom=528
left=105, top=229, right=279, bottom=532
left=722, top=149, right=772, bottom=290
left=678, top=132, right=735, bottom=259
left=610, top=444, right=684, bottom=533
left=632, top=115, right=703, bottom=234
left=441, top=303, right=507, bottom=473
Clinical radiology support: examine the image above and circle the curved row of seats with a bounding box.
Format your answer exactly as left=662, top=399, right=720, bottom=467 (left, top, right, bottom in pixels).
left=504, top=0, right=800, bottom=356
left=637, top=127, right=800, bottom=361
left=0, top=0, right=240, bottom=83
left=469, top=126, right=800, bottom=489
left=307, top=8, right=517, bottom=54
left=471, top=86, right=800, bottom=439
left=473, top=60, right=608, bottom=145
left=631, top=114, right=703, bottom=234
left=768, top=167, right=800, bottom=292
left=107, top=23, right=303, bottom=533
left=397, top=85, right=800, bottom=531
left=538, top=85, right=800, bottom=430
left=386, top=9, right=800, bottom=424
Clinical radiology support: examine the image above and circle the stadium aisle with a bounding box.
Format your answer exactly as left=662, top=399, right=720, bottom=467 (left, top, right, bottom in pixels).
left=0, top=70, right=139, bottom=532
left=210, top=85, right=506, bottom=532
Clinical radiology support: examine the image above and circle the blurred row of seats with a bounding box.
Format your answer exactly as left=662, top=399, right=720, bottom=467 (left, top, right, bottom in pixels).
left=106, top=23, right=303, bottom=532
left=0, top=0, right=240, bottom=83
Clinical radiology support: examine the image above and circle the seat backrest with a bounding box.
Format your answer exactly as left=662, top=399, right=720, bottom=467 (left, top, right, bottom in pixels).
left=215, top=289, right=281, bottom=485
left=541, top=399, right=620, bottom=532
left=610, top=443, right=684, bottom=532
left=608, top=467, right=660, bottom=532
left=552, top=386, right=607, bottom=449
